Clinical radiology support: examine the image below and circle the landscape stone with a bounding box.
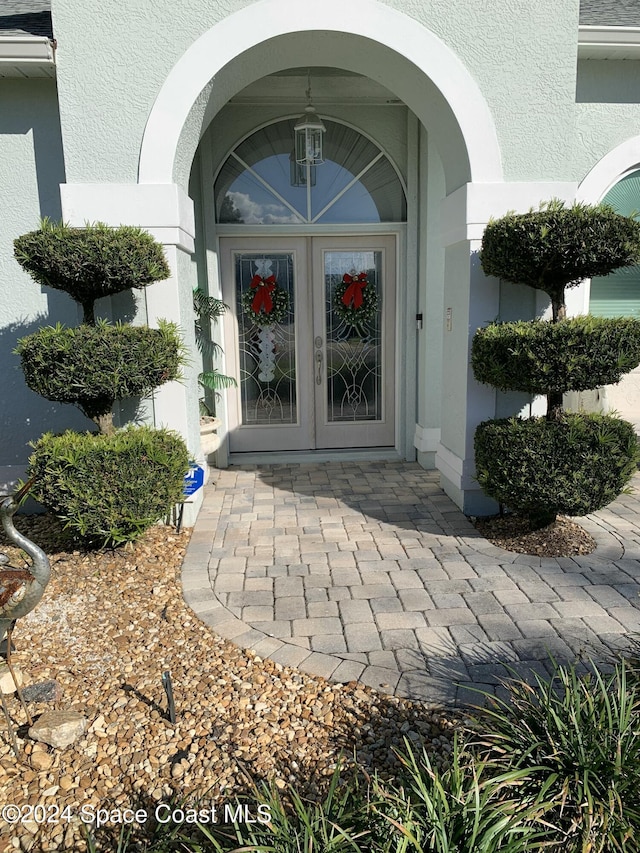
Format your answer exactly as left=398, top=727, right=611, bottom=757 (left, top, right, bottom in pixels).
left=28, top=711, right=88, bottom=749
left=22, top=680, right=63, bottom=704
left=0, top=664, right=23, bottom=695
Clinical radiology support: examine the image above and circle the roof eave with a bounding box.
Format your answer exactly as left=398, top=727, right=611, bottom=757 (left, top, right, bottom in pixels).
left=0, top=35, right=55, bottom=77
left=579, top=25, right=640, bottom=59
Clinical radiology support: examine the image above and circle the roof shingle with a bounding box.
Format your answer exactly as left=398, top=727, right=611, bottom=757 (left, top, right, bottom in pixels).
left=0, top=1, right=52, bottom=38
left=580, top=0, right=640, bottom=27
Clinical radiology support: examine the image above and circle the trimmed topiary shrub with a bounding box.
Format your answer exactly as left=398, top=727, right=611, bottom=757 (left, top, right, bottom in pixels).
left=475, top=413, right=639, bottom=528
left=16, top=320, right=184, bottom=434
left=472, top=316, right=640, bottom=394
left=14, top=220, right=170, bottom=325
left=27, top=427, right=189, bottom=547
left=14, top=220, right=191, bottom=545
left=481, top=200, right=640, bottom=320
left=473, top=200, right=640, bottom=528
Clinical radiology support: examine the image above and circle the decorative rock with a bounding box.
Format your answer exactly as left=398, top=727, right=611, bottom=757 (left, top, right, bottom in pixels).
left=22, top=680, right=63, bottom=704
left=28, top=712, right=88, bottom=749
left=0, top=664, right=23, bottom=695
left=30, top=751, right=53, bottom=772
left=40, top=786, right=59, bottom=798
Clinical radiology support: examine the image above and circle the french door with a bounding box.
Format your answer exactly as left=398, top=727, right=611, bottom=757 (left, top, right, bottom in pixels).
left=220, top=236, right=396, bottom=453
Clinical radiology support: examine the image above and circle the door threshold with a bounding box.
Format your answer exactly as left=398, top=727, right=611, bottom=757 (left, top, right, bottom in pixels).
left=228, top=448, right=401, bottom=466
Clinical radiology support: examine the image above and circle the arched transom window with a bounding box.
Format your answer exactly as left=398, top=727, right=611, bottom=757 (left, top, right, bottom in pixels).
left=215, top=119, right=407, bottom=225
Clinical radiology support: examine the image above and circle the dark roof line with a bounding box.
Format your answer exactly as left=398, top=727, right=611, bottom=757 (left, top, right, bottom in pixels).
left=0, top=2, right=52, bottom=38
left=0, top=1, right=639, bottom=41
left=580, top=0, right=640, bottom=27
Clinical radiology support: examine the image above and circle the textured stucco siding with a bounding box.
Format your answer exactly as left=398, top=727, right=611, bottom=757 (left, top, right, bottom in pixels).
left=51, top=0, right=588, bottom=190
left=51, top=0, right=254, bottom=184
left=0, top=78, right=89, bottom=484
left=575, top=102, right=640, bottom=192
left=384, top=0, right=581, bottom=182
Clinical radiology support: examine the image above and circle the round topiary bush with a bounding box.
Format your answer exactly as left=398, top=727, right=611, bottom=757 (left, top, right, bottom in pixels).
left=14, top=220, right=170, bottom=324
left=474, top=413, right=639, bottom=528
left=481, top=201, right=640, bottom=318
left=472, top=316, right=640, bottom=393
left=16, top=320, right=183, bottom=433
left=27, top=426, right=190, bottom=547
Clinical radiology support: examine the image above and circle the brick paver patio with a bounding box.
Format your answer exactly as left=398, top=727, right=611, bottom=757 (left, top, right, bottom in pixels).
left=182, top=462, right=640, bottom=705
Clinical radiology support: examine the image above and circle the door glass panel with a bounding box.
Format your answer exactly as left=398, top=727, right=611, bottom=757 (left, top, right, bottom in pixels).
left=235, top=253, right=297, bottom=424
left=220, top=169, right=305, bottom=225
left=215, top=119, right=406, bottom=224
left=323, top=251, right=383, bottom=422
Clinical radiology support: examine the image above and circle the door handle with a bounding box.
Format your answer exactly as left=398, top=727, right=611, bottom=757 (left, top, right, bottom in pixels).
left=315, top=349, right=323, bottom=385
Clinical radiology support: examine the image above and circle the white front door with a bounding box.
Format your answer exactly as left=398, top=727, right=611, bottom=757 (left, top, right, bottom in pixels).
left=220, top=236, right=396, bottom=453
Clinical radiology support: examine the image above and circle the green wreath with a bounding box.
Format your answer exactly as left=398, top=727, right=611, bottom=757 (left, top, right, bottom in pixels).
left=241, top=274, right=290, bottom=327
left=333, top=273, right=379, bottom=329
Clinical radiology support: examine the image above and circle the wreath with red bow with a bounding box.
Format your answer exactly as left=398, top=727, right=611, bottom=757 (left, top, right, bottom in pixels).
left=241, top=274, right=290, bottom=327
left=333, top=272, right=379, bottom=329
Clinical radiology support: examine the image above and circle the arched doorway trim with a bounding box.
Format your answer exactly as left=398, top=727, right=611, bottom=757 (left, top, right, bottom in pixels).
left=577, top=135, right=640, bottom=203
left=569, top=135, right=640, bottom=314
left=138, top=0, right=502, bottom=186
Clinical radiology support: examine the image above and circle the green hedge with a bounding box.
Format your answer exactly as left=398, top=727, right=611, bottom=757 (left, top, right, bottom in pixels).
left=16, top=320, right=183, bottom=421
left=474, top=413, right=639, bottom=522
left=472, top=316, right=640, bottom=393
left=28, top=426, right=189, bottom=547
left=480, top=201, right=640, bottom=299
left=14, top=221, right=170, bottom=322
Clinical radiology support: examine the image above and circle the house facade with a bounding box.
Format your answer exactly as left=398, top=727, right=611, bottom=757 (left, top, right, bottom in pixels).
left=2, top=0, right=640, bottom=519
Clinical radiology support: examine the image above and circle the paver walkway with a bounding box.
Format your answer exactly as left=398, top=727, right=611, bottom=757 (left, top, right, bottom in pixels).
left=182, top=462, right=640, bottom=705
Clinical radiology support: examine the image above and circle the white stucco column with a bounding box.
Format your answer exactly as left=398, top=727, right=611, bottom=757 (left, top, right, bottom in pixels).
left=438, top=182, right=578, bottom=515
left=59, top=183, right=203, bottom=521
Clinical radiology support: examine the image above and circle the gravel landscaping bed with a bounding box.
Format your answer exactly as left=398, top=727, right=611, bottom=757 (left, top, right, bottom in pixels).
left=0, top=515, right=457, bottom=852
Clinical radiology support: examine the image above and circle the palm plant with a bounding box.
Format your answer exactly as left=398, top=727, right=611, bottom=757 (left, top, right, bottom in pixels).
left=193, top=287, right=236, bottom=416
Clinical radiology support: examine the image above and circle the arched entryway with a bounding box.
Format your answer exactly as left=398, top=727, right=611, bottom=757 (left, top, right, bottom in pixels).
left=212, top=115, right=405, bottom=453
left=132, top=0, right=503, bottom=506
left=56, top=0, right=507, bottom=513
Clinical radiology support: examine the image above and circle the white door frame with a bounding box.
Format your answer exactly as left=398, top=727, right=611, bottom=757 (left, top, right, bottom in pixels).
left=219, top=232, right=399, bottom=456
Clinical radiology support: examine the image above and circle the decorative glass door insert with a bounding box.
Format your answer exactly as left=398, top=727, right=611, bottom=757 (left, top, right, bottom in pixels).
left=322, top=251, right=383, bottom=422
left=235, top=253, right=297, bottom=426
left=312, top=238, right=395, bottom=449
left=221, top=236, right=395, bottom=452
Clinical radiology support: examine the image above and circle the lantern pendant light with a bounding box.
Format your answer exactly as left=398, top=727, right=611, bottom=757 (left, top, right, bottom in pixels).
left=294, top=72, right=326, bottom=166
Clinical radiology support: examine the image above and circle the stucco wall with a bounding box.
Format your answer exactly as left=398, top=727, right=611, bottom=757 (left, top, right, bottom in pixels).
left=51, top=0, right=593, bottom=192
left=384, top=0, right=580, bottom=182
left=51, top=0, right=253, bottom=184
left=0, top=78, right=89, bottom=489
left=574, top=102, right=640, bottom=190
left=9, top=0, right=640, bottom=510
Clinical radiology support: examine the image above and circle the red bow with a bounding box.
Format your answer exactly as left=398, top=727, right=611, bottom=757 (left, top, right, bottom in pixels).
left=250, top=274, right=276, bottom=314
left=341, top=273, right=368, bottom=309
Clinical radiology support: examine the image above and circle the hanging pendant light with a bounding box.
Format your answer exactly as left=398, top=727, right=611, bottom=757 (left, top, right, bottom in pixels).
left=294, top=72, right=326, bottom=166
